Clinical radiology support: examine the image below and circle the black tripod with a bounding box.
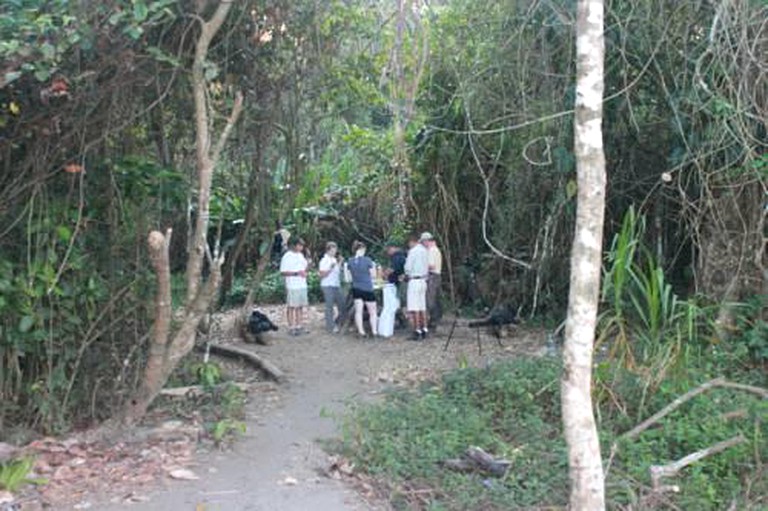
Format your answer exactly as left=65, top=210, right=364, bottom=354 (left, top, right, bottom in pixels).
left=443, top=306, right=519, bottom=355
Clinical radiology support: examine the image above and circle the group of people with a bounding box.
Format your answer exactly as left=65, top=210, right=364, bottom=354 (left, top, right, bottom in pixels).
left=278, top=232, right=442, bottom=341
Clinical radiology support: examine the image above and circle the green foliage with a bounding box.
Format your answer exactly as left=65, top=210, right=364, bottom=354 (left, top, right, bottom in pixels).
left=0, top=0, right=176, bottom=86
left=165, top=359, right=247, bottom=446
left=337, top=357, right=766, bottom=510
left=250, top=269, right=323, bottom=305
left=0, top=224, right=115, bottom=433
left=211, top=418, right=247, bottom=446
left=730, top=295, right=768, bottom=364
left=608, top=375, right=767, bottom=510
left=0, top=457, right=45, bottom=492
left=338, top=358, right=567, bottom=509
left=192, top=361, right=221, bottom=390
left=598, top=207, right=712, bottom=394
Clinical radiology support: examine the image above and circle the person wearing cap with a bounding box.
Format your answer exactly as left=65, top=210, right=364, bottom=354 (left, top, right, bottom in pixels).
left=404, top=233, right=430, bottom=340
left=279, top=237, right=309, bottom=336
left=420, top=232, right=443, bottom=330
left=318, top=241, right=346, bottom=334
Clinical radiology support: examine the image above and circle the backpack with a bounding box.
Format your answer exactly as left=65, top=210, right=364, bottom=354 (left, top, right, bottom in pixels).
left=248, top=309, right=278, bottom=334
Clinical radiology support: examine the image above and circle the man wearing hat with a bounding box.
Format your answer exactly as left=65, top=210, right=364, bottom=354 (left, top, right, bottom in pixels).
left=404, top=233, right=430, bottom=340
left=279, top=237, right=309, bottom=336
left=420, top=232, right=443, bottom=330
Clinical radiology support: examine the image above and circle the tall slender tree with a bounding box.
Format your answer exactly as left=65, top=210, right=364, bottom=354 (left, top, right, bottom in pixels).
left=561, top=0, right=606, bottom=509
left=127, top=0, right=243, bottom=421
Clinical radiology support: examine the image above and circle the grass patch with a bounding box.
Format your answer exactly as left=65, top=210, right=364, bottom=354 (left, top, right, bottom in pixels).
left=336, top=357, right=766, bottom=510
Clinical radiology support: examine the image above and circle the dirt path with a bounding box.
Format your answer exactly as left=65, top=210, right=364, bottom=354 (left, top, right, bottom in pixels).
left=98, top=306, right=547, bottom=511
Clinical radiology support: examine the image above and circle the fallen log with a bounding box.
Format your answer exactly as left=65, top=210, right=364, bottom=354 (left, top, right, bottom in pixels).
left=160, top=382, right=252, bottom=397
left=201, top=343, right=285, bottom=383
left=441, top=446, right=511, bottom=477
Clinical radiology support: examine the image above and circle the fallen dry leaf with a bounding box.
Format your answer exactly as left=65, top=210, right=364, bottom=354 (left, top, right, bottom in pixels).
left=0, top=491, right=14, bottom=504
left=168, top=468, right=200, bottom=481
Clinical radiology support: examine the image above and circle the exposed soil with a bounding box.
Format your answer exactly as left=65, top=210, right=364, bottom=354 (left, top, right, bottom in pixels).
left=20, top=305, right=550, bottom=511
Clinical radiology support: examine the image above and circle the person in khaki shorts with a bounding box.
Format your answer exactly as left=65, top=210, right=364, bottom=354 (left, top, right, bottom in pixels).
left=279, top=237, right=309, bottom=336
left=404, top=233, right=429, bottom=340
left=420, top=232, right=443, bottom=330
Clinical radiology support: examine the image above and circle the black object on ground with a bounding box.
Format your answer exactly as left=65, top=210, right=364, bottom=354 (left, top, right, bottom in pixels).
left=249, top=309, right=279, bottom=334
left=444, top=305, right=519, bottom=354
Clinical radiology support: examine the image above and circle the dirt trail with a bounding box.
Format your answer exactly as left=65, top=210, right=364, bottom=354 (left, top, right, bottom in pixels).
left=99, top=306, right=546, bottom=511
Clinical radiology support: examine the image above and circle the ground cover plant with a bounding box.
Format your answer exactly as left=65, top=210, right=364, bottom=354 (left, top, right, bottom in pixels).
left=337, top=356, right=766, bottom=510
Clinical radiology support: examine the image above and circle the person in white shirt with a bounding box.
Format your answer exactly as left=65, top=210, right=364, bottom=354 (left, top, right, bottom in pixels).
left=404, top=233, right=429, bottom=340
left=279, top=237, right=309, bottom=336
left=318, top=241, right=346, bottom=333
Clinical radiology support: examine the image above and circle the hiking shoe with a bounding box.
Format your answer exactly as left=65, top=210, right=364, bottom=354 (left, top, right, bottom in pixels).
left=332, top=326, right=340, bottom=334
left=409, top=331, right=422, bottom=341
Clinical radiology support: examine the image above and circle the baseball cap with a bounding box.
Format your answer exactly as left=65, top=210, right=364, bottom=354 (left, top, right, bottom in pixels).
left=419, top=232, right=434, bottom=242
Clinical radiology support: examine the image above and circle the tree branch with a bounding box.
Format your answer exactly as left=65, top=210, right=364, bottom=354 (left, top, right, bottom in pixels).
left=650, top=435, right=747, bottom=492
left=211, top=90, right=244, bottom=164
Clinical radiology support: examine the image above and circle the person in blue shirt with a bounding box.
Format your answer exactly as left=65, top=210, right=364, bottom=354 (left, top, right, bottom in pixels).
left=385, top=241, right=407, bottom=329
left=347, top=240, right=378, bottom=337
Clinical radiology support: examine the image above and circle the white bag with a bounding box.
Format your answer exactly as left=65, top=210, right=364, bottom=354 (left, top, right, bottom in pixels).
left=378, top=283, right=399, bottom=338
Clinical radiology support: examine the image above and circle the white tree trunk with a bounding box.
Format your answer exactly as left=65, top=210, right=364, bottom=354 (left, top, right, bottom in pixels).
left=561, top=0, right=607, bottom=509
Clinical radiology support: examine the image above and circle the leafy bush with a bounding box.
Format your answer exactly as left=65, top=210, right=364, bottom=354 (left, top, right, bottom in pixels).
left=598, top=207, right=713, bottom=392
left=0, top=457, right=45, bottom=492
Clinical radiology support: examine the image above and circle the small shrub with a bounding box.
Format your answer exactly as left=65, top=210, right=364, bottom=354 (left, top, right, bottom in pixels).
left=0, top=457, right=46, bottom=492
left=211, top=418, right=247, bottom=446
left=192, top=361, right=221, bottom=390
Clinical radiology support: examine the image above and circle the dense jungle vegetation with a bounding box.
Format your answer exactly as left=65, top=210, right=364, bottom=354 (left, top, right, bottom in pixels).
left=0, top=0, right=766, bottom=508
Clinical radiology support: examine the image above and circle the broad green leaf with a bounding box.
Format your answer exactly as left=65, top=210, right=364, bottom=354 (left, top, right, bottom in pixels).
left=19, top=315, right=35, bottom=333
left=147, top=46, right=180, bottom=67
left=40, top=43, right=55, bottom=60
left=3, top=71, right=22, bottom=85
left=203, top=62, right=219, bottom=81
left=56, top=225, right=72, bottom=242
left=565, top=179, right=577, bottom=199
left=33, top=67, right=51, bottom=82
left=124, top=25, right=144, bottom=40
left=133, top=0, right=149, bottom=22
left=108, top=11, right=126, bottom=25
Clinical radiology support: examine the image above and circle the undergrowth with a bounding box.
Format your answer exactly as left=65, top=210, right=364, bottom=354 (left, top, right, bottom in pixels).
left=336, top=357, right=766, bottom=510
left=159, top=357, right=248, bottom=447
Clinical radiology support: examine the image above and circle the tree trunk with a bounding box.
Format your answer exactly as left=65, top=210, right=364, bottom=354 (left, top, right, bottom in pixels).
left=220, top=126, right=273, bottom=298
left=127, top=0, right=243, bottom=423
left=185, top=0, right=239, bottom=304
left=561, top=0, right=607, bottom=509
left=131, top=229, right=173, bottom=417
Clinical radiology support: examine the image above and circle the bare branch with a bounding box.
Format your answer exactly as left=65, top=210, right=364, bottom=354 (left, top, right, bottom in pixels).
left=211, top=90, right=245, bottom=164
left=650, top=435, right=747, bottom=491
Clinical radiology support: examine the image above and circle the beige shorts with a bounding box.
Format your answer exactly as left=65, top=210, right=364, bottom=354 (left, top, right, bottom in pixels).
left=286, top=288, right=308, bottom=307
left=406, top=279, right=427, bottom=312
